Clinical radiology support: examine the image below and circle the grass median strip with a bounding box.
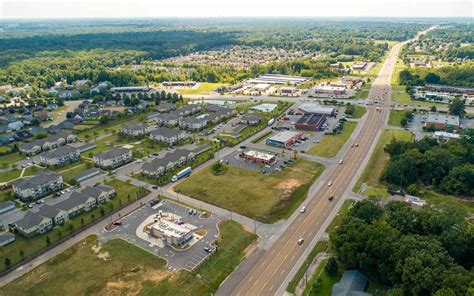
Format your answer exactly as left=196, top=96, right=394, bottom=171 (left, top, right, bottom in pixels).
left=251, top=130, right=273, bottom=144
left=307, top=121, right=357, bottom=158
left=175, top=159, right=324, bottom=223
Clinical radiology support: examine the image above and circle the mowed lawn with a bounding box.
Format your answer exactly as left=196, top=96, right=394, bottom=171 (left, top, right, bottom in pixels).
left=3, top=221, right=256, bottom=296
left=351, top=106, right=366, bottom=119
left=177, top=82, right=225, bottom=95
left=308, top=121, right=357, bottom=158
left=354, top=129, right=413, bottom=194
left=175, top=159, right=325, bottom=223
left=387, top=109, right=406, bottom=127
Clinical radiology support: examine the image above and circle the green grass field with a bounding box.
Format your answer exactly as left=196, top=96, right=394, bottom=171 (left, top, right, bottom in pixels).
left=351, top=106, right=366, bottom=119
left=355, top=84, right=371, bottom=99
left=3, top=220, right=255, bottom=296
left=177, top=82, right=225, bottom=95
left=0, top=153, right=23, bottom=169
left=304, top=261, right=341, bottom=296
left=354, top=129, right=413, bottom=194
left=308, top=122, right=357, bottom=158
left=287, top=241, right=329, bottom=293
left=175, top=159, right=325, bottom=223
left=0, top=169, right=22, bottom=183
left=387, top=109, right=407, bottom=127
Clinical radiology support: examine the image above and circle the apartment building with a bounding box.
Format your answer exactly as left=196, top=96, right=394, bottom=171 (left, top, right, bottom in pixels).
left=19, top=132, right=77, bottom=156
left=93, top=147, right=133, bottom=170
left=12, top=172, right=63, bottom=202
left=39, top=146, right=80, bottom=167
left=150, top=127, right=189, bottom=146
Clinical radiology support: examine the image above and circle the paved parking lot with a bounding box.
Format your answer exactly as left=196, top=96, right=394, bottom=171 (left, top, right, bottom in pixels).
left=98, top=199, right=223, bottom=271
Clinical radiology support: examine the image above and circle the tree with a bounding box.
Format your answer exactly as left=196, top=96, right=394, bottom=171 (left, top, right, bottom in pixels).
left=448, top=98, right=466, bottom=117
left=431, top=105, right=437, bottom=112
left=46, top=236, right=50, bottom=246
left=325, top=257, right=338, bottom=276
left=4, top=257, right=11, bottom=269
left=19, top=249, right=24, bottom=259
left=425, top=72, right=441, bottom=84
left=406, top=184, right=419, bottom=196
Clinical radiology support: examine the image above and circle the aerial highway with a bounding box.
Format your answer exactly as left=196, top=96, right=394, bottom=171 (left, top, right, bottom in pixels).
left=229, top=29, right=432, bottom=296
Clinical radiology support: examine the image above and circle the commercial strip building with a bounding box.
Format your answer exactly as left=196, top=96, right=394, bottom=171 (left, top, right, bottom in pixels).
left=266, top=131, right=303, bottom=148
left=414, top=84, right=474, bottom=104
left=12, top=172, right=63, bottom=202
left=39, top=146, right=80, bottom=167
left=298, top=103, right=337, bottom=117
left=424, top=113, right=461, bottom=131
left=433, top=131, right=461, bottom=141
left=242, top=150, right=276, bottom=164
left=162, top=81, right=197, bottom=88
left=19, top=132, right=77, bottom=156
left=93, top=147, right=133, bottom=170
left=247, top=74, right=310, bottom=85
left=294, top=113, right=326, bottom=131
left=313, top=85, right=347, bottom=96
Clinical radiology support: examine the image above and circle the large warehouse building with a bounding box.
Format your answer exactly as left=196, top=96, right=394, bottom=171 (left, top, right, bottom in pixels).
left=247, top=74, right=310, bottom=85
left=242, top=150, right=276, bottom=164
left=294, top=113, right=326, bottom=131
left=266, top=131, right=303, bottom=147
left=298, top=103, right=336, bottom=117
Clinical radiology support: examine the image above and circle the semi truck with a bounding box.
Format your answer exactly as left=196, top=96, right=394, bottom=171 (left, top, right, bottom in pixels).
left=171, top=166, right=192, bottom=182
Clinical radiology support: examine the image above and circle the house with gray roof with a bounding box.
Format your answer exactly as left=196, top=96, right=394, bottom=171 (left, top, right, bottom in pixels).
left=38, top=204, right=69, bottom=226
left=150, top=127, right=188, bottom=146
left=331, top=270, right=372, bottom=296
left=19, top=132, right=77, bottom=156
left=93, top=147, right=133, bottom=170
left=39, top=146, right=80, bottom=167
left=15, top=211, right=53, bottom=238
left=0, top=232, right=15, bottom=247
left=179, top=116, right=207, bottom=131
left=141, top=149, right=195, bottom=178
left=241, top=113, right=263, bottom=125
left=55, top=192, right=97, bottom=218
left=82, top=185, right=116, bottom=204
left=120, top=123, right=156, bottom=137
left=157, top=101, right=176, bottom=113
left=12, top=172, right=63, bottom=202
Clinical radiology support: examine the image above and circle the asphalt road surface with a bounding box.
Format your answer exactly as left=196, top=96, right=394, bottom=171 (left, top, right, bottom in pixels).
left=228, top=29, right=432, bottom=296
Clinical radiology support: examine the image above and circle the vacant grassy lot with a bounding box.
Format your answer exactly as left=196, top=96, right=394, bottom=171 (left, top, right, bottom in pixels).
left=355, top=84, right=371, bottom=99
left=308, top=121, right=357, bottom=158
left=175, top=159, right=324, bottom=223
left=354, top=129, right=413, bottom=194
left=387, top=109, right=407, bottom=127
left=0, top=152, right=23, bottom=168
left=351, top=106, right=366, bottom=119
left=177, top=82, right=225, bottom=95
left=3, top=221, right=255, bottom=296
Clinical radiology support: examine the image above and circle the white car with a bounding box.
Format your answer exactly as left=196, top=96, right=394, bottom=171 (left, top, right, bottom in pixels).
left=297, top=238, right=304, bottom=245
left=327, top=181, right=333, bottom=186
left=339, top=159, right=343, bottom=164
left=300, top=206, right=306, bottom=213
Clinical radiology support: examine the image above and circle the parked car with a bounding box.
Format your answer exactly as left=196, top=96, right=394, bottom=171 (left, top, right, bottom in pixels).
left=112, top=221, right=122, bottom=226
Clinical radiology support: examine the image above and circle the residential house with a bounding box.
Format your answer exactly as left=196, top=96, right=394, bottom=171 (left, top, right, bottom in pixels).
left=241, top=113, right=263, bottom=125
left=19, top=132, right=77, bottom=156
left=55, top=192, right=97, bottom=218
left=157, top=101, right=176, bottom=113
left=38, top=204, right=69, bottom=226
left=179, top=116, right=207, bottom=131
left=120, top=123, right=156, bottom=137
left=7, top=121, right=23, bottom=131
left=150, top=127, right=188, bottom=146
left=93, top=147, right=133, bottom=169
left=82, top=185, right=116, bottom=204
left=12, top=172, right=64, bottom=202
left=331, top=270, right=372, bottom=296
left=39, top=146, right=80, bottom=167
left=0, top=134, right=14, bottom=145
left=15, top=211, right=53, bottom=238
left=141, top=149, right=195, bottom=178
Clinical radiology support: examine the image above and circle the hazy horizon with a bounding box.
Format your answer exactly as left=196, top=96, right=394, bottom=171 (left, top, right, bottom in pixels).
left=1, top=0, right=473, bottom=19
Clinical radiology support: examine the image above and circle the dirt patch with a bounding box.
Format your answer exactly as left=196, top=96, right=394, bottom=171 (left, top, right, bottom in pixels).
left=274, top=178, right=302, bottom=190
left=104, top=281, right=140, bottom=296
left=195, top=229, right=207, bottom=236
left=92, top=243, right=110, bottom=261
left=142, top=269, right=173, bottom=282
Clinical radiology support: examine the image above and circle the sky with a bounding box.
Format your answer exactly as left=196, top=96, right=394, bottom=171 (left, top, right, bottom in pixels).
left=0, top=0, right=473, bottom=19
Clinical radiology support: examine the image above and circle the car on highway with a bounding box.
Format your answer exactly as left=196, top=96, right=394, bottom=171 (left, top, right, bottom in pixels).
left=355, top=143, right=359, bottom=147
left=339, top=159, right=343, bottom=164
left=327, top=181, right=333, bottom=186
left=300, top=206, right=306, bottom=213
left=328, top=195, right=334, bottom=201
left=204, top=246, right=212, bottom=253
left=297, top=238, right=304, bottom=245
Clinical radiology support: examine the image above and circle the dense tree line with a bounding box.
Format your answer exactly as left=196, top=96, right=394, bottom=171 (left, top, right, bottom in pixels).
left=331, top=199, right=474, bottom=296
left=399, top=65, right=474, bottom=87
left=382, top=137, right=474, bottom=196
